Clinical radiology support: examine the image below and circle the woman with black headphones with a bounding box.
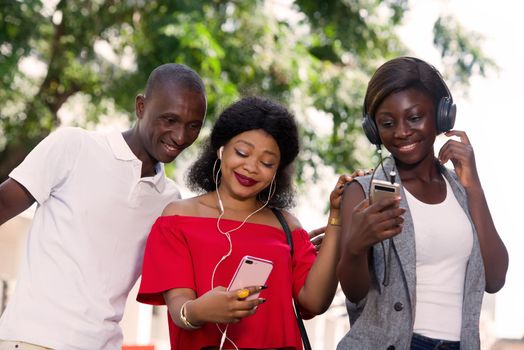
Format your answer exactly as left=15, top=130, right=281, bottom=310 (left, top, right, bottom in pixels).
left=336, top=57, right=508, bottom=350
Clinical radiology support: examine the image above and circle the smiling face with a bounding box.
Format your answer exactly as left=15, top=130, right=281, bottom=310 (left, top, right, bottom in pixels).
left=218, top=129, right=281, bottom=201
left=135, top=84, right=207, bottom=165
left=374, top=88, right=437, bottom=167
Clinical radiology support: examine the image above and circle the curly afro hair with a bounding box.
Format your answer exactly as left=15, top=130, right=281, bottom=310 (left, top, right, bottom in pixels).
left=186, top=96, right=300, bottom=208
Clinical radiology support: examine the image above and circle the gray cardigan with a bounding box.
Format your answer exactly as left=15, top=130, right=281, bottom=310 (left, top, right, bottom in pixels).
left=337, top=158, right=485, bottom=350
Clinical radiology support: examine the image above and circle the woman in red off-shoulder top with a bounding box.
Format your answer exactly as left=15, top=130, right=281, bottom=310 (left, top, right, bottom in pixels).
left=137, top=96, right=351, bottom=350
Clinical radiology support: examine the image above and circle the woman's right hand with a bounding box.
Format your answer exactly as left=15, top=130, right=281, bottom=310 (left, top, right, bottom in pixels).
left=189, top=286, right=266, bottom=324
left=338, top=183, right=404, bottom=302
left=345, top=196, right=405, bottom=256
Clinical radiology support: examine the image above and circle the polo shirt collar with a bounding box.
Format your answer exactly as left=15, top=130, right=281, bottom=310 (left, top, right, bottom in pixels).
left=107, top=130, right=137, bottom=161
left=149, top=163, right=167, bottom=193
left=106, top=130, right=168, bottom=193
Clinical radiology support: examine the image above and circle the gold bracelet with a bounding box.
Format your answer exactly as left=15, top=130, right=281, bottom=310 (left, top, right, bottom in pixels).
left=328, top=216, right=341, bottom=226
left=180, top=300, right=201, bottom=330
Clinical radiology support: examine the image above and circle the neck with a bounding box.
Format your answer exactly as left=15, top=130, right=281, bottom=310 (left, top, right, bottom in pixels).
left=215, top=187, right=264, bottom=216
left=122, top=128, right=157, bottom=178
left=395, top=154, right=441, bottom=184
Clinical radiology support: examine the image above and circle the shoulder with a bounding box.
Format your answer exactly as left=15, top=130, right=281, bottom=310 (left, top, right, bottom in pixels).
left=20, top=127, right=89, bottom=171
left=51, top=126, right=90, bottom=141
left=39, top=127, right=89, bottom=149
left=344, top=177, right=367, bottom=200
left=279, top=209, right=303, bottom=232
left=353, top=174, right=372, bottom=188
left=161, top=196, right=204, bottom=217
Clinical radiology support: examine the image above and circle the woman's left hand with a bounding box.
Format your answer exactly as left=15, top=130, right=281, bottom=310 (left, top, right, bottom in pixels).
left=438, top=130, right=481, bottom=190
left=309, top=171, right=369, bottom=250
left=330, top=170, right=369, bottom=210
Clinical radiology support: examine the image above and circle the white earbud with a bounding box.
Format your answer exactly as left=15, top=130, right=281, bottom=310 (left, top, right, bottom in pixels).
left=218, top=146, right=224, bottom=160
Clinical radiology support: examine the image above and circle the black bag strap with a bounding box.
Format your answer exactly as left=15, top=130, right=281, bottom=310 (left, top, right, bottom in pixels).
left=271, top=208, right=312, bottom=350
left=271, top=207, right=294, bottom=256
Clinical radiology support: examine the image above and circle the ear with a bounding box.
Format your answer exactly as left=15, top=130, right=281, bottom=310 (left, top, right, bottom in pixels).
left=218, top=146, right=224, bottom=160
left=135, top=94, right=145, bottom=119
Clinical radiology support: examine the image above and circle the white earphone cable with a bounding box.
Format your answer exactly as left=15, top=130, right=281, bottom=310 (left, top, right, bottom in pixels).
left=211, top=160, right=276, bottom=350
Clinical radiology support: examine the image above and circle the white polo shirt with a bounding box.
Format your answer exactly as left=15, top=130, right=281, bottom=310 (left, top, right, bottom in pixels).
left=0, top=127, right=180, bottom=350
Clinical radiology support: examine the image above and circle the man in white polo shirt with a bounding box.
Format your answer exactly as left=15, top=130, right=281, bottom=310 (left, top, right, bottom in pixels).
left=0, top=63, right=207, bottom=350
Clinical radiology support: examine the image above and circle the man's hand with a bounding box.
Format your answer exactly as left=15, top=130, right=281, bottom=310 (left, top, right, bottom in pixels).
left=309, top=226, right=325, bottom=251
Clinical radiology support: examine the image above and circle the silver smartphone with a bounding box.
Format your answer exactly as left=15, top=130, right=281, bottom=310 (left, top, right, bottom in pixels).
left=227, top=256, right=273, bottom=300
left=370, top=179, right=400, bottom=204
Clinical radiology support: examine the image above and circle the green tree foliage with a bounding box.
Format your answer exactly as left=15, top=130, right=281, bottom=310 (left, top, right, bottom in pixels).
left=433, top=15, right=498, bottom=89
left=0, top=0, right=495, bottom=182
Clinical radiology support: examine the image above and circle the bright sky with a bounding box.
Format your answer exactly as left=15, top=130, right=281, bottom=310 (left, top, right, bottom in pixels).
left=398, top=0, right=523, bottom=339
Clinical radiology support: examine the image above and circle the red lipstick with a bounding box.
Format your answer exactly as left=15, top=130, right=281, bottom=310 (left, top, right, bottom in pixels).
left=234, top=172, right=258, bottom=187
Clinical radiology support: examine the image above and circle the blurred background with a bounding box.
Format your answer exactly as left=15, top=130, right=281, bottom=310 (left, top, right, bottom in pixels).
left=0, top=0, right=522, bottom=349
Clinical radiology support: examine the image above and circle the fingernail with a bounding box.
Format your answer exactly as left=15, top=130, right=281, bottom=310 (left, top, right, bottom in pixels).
left=259, top=298, right=267, bottom=303
left=260, top=285, right=268, bottom=290
left=338, top=185, right=344, bottom=189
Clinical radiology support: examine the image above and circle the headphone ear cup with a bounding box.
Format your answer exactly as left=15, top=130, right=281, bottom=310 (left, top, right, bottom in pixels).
left=436, top=97, right=457, bottom=133
left=362, top=114, right=381, bottom=146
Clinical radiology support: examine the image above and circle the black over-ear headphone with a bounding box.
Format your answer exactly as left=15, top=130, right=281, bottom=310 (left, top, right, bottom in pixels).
left=362, top=57, right=457, bottom=146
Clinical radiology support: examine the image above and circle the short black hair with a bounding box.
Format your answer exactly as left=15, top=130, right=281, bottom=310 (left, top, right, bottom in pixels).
left=186, top=96, right=300, bottom=208
left=364, top=56, right=450, bottom=119
left=144, top=63, right=206, bottom=98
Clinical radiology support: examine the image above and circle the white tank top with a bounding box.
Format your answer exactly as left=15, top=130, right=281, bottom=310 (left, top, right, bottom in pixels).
left=405, top=177, right=473, bottom=341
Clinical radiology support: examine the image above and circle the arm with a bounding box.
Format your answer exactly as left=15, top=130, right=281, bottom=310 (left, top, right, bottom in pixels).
left=439, top=130, right=508, bottom=293
left=337, top=183, right=371, bottom=303
left=157, top=202, right=265, bottom=329
left=0, top=128, right=85, bottom=226
left=295, top=175, right=345, bottom=314
left=307, top=170, right=373, bottom=252
left=163, top=285, right=264, bottom=330
left=296, top=174, right=355, bottom=315
left=0, top=178, right=35, bottom=225
left=337, top=182, right=405, bottom=303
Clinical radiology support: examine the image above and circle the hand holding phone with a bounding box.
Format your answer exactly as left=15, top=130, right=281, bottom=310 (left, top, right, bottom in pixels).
left=227, top=256, right=273, bottom=300
left=370, top=179, right=400, bottom=204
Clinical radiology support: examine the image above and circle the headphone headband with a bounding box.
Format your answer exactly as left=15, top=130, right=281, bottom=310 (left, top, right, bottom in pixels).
left=363, top=57, right=452, bottom=116
left=362, top=56, right=456, bottom=146
left=408, top=56, right=453, bottom=104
